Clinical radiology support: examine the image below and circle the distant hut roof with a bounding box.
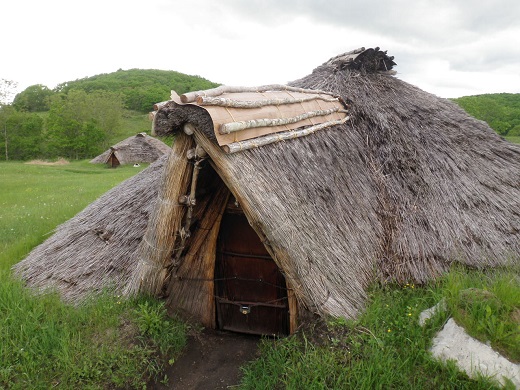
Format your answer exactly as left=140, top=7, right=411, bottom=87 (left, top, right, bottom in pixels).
left=14, top=47, right=520, bottom=321
left=90, top=133, right=170, bottom=165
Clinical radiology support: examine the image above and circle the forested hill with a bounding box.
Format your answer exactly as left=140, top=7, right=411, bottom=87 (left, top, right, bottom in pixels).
left=2, top=69, right=220, bottom=161
left=14, top=69, right=220, bottom=113
left=452, top=93, right=520, bottom=137
left=3, top=73, right=519, bottom=161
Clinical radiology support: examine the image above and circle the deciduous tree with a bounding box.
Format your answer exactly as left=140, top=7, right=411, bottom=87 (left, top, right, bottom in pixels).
left=0, top=111, right=44, bottom=160
left=0, top=79, right=17, bottom=105
left=45, top=90, right=123, bottom=159
left=0, top=79, right=18, bottom=160
left=13, top=84, right=54, bottom=112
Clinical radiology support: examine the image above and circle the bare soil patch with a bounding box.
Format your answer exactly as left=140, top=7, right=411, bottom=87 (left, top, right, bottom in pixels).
left=152, top=329, right=260, bottom=390
left=25, top=158, right=70, bottom=166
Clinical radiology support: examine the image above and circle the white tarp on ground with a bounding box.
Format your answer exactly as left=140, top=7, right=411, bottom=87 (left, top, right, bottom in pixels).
left=421, top=304, right=520, bottom=388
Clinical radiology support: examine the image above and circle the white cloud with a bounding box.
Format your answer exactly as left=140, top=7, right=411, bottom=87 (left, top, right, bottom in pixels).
left=0, top=0, right=518, bottom=99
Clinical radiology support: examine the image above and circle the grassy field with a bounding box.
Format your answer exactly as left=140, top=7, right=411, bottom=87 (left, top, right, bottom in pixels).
left=114, top=110, right=157, bottom=145
left=114, top=110, right=174, bottom=149
left=0, top=161, right=188, bottom=389
left=0, top=160, right=148, bottom=268
left=240, top=270, right=519, bottom=389
left=1, top=160, right=518, bottom=389
left=505, top=135, right=520, bottom=144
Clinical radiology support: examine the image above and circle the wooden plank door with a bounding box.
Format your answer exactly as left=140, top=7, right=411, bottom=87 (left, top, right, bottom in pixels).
left=215, top=211, right=289, bottom=336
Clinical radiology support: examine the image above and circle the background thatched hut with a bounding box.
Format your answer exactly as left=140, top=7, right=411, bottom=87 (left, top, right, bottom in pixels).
left=90, top=132, right=170, bottom=167
left=14, top=48, right=520, bottom=336
left=13, top=157, right=166, bottom=302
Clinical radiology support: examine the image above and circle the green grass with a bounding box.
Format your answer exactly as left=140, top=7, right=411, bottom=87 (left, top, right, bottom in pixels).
left=0, top=283, right=187, bottom=389
left=0, top=161, right=187, bottom=389
left=0, top=160, right=148, bottom=269
left=240, top=270, right=519, bottom=390
left=1, top=160, right=518, bottom=388
left=106, top=109, right=173, bottom=151
left=504, top=135, right=520, bottom=144
left=113, top=110, right=153, bottom=144
left=444, top=268, right=520, bottom=362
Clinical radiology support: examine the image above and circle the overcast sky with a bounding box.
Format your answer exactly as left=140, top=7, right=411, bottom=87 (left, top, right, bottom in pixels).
left=1, top=0, right=519, bottom=100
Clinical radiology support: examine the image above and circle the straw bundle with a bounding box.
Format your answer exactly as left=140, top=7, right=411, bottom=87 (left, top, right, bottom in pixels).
left=289, top=54, right=520, bottom=282
left=190, top=127, right=379, bottom=317
left=165, top=181, right=230, bottom=327
left=125, top=132, right=194, bottom=297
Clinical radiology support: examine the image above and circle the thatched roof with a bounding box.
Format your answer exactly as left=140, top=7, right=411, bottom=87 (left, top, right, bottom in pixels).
left=149, top=47, right=520, bottom=317
left=13, top=157, right=166, bottom=302
left=14, top=47, right=520, bottom=320
left=90, top=133, right=170, bottom=165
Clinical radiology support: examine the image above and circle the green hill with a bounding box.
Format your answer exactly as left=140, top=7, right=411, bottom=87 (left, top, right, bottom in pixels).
left=55, top=69, right=220, bottom=146
left=5, top=77, right=519, bottom=162
left=55, top=69, right=220, bottom=113
left=452, top=93, right=520, bottom=138
left=4, top=70, right=220, bottom=161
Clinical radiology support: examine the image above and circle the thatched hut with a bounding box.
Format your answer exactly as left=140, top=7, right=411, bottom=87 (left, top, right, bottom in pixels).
left=13, top=157, right=166, bottom=302
left=14, top=48, right=520, bottom=336
left=90, top=132, right=170, bottom=167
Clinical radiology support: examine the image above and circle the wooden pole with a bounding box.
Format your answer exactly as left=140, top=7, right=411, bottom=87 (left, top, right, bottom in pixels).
left=125, top=132, right=194, bottom=297
left=219, top=108, right=347, bottom=134
left=171, top=148, right=207, bottom=266
left=181, top=84, right=337, bottom=104
left=153, top=101, right=169, bottom=111
left=222, top=116, right=351, bottom=154
left=196, top=95, right=340, bottom=108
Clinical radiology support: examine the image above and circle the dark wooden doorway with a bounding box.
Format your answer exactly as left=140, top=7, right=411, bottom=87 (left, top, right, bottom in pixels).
left=215, top=208, right=289, bottom=336
left=107, top=153, right=120, bottom=168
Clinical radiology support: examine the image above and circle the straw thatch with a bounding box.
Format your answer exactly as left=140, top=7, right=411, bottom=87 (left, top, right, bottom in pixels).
left=13, top=47, right=520, bottom=324
left=90, top=132, right=170, bottom=166
left=13, top=157, right=166, bottom=302
left=146, top=47, right=520, bottom=319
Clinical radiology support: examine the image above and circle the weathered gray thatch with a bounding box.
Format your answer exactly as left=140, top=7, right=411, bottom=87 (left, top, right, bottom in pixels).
left=13, top=47, right=520, bottom=323
left=90, top=133, right=170, bottom=166
left=287, top=49, right=520, bottom=280
left=13, top=157, right=166, bottom=302
left=148, top=47, right=520, bottom=319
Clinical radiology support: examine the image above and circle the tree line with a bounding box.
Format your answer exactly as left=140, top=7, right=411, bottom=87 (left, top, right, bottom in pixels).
left=452, top=93, right=520, bottom=137
left=0, top=70, right=219, bottom=161
left=2, top=72, right=518, bottom=161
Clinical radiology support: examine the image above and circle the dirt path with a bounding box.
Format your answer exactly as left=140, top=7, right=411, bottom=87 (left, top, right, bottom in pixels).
left=151, top=329, right=260, bottom=390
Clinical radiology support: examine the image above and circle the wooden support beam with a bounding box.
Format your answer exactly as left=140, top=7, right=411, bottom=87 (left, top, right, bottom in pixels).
left=222, top=116, right=351, bottom=154
left=181, top=84, right=337, bottom=104
left=219, top=108, right=347, bottom=134
left=125, top=132, right=194, bottom=297
left=184, top=123, right=196, bottom=135
left=196, top=95, right=339, bottom=108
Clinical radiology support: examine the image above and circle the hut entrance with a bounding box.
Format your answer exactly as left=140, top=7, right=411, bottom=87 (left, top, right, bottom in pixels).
left=107, top=152, right=120, bottom=168
left=215, top=206, right=289, bottom=336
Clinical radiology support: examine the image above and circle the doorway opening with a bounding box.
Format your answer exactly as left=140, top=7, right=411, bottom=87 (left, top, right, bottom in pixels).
left=215, top=204, right=289, bottom=336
